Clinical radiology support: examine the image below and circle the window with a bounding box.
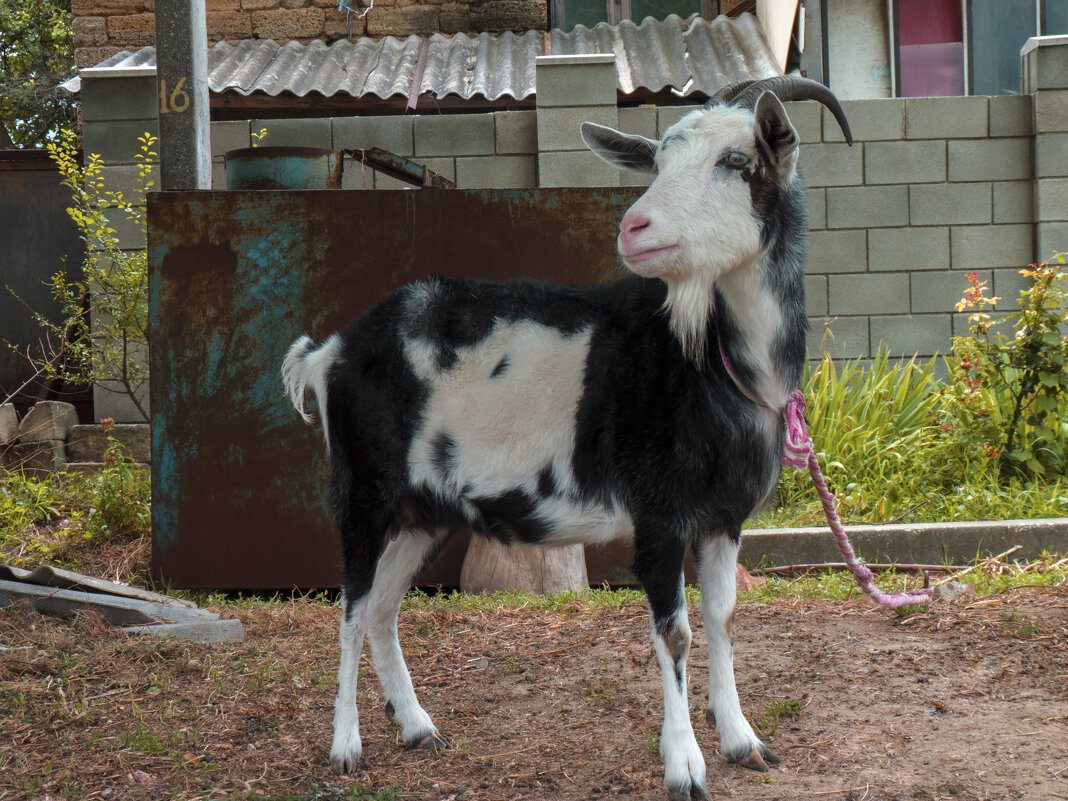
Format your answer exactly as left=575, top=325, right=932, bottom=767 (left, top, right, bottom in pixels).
left=552, top=0, right=723, bottom=32
left=892, top=0, right=1068, bottom=97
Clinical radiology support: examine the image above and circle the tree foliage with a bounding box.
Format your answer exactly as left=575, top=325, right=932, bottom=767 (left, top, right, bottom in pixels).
left=0, top=0, right=76, bottom=148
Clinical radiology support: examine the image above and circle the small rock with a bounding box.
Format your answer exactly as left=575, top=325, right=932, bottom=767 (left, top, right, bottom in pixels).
left=736, top=563, right=766, bottom=590
left=2, top=440, right=67, bottom=474
left=0, top=404, right=17, bottom=445
left=932, top=580, right=978, bottom=605
left=17, top=401, right=79, bottom=443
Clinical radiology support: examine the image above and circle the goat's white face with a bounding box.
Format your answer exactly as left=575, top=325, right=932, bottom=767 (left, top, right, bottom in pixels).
left=582, top=93, right=800, bottom=286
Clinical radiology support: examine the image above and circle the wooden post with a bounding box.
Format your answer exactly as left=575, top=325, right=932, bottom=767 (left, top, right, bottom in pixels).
left=461, top=538, right=588, bottom=595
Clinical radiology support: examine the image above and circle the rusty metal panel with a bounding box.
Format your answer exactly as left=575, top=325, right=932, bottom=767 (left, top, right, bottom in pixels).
left=148, top=188, right=643, bottom=590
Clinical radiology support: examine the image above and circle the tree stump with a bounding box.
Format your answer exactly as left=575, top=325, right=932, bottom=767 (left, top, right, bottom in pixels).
left=460, top=536, right=588, bottom=595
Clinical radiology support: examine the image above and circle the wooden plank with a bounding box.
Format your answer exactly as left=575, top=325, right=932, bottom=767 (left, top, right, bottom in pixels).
left=0, top=580, right=218, bottom=627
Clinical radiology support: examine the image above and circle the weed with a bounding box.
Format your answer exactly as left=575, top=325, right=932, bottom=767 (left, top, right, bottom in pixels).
left=643, top=730, right=659, bottom=753
left=751, top=696, right=806, bottom=739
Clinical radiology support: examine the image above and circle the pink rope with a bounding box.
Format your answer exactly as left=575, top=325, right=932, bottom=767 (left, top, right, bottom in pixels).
left=782, top=390, right=933, bottom=609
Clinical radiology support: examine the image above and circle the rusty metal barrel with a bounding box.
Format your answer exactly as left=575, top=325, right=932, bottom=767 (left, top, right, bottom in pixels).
left=224, top=146, right=342, bottom=190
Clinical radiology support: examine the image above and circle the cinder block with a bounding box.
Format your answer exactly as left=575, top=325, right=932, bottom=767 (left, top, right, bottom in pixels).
left=910, top=270, right=991, bottom=314
left=333, top=116, right=414, bottom=156
left=804, top=274, right=828, bottom=316
left=535, top=56, right=618, bottom=108
left=988, top=95, right=1032, bottom=137
left=951, top=224, right=1033, bottom=269
left=620, top=168, right=655, bottom=187
left=211, top=160, right=227, bottom=190
left=993, top=181, right=1036, bottom=223
left=657, top=105, right=701, bottom=135
left=341, top=155, right=374, bottom=190
left=807, top=230, right=867, bottom=273
left=80, top=75, right=157, bottom=122
left=537, top=105, right=617, bottom=153
left=823, top=99, right=904, bottom=142
left=947, top=138, right=1032, bottom=182
left=993, top=267, right=1034, bottom=311
left=538, top=150, right=619, bottom=188
left=798, top=142, right=862, bottom=187
left=68, top=423, right=151, bottom=463
left=1037, top=221, right=1068, bottom=260
left=211, top=120, right=251, bottom=158
left=1036, top=177, right=1068, bottom=221
left=2, top=440, right=67, bottom=474
left=1036, top=133, right=1068, bottom=178
left=495, top=111, right=537, bottom=155
left=869, top=314, right=952, bottom=357
left=1035, top=89, right=1068, bottom=133
left=94, top=380, right=149, bottom=423
left=99, top=165, right=153, bottom=199
left=905, top=96, right=988, bottom=140
left=251, top=118, right=332, bottom=149
left=455, top=156, right=537, bottom=188
left=952, top=310, right=1011, bottom=338
left=98, top=208, right=146, bottom=249
left=807, top=188, right=826, bottom=230
left=371, top=157, right=456, bottom=189
left=414, top=114, right=494, bottom=157
left=83, top=119, right=160, bottom=163
left=18, top=402, right=79, bottom=443
left=1023, top=37, right=1068, bottom=91
left=827, top=185, right=909, bottom=229
left=868, top=226, right=949, bottom=272
left=864, top=140, right=946, bottom=185
left=618, top=106, right=657, bottom=140
left=782, top=100, right=822, bottom=143
left=828, top=272, right=909, bottom=316
left=808, top=316, right=869, bottom=360
left=909, top=183, right=991, bottom=225
left=0, top=404, right=17, bottom=445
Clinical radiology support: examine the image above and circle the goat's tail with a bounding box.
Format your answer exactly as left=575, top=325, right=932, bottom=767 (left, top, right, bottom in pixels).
left=282, top=334, right=340, bottom=432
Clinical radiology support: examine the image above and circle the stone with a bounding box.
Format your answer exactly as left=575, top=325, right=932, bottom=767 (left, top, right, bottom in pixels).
left=18, top=402, right=79, bottom=443
left=3, top=441, right=68, bottom=474
left=106, top=13, right=157, bottom=48
left=73, top=16, right=109, bottom=47
left=932, top=580, right=978, bottom=606
left=471, top=0, right=546, bottom=32
left=67, top=423, right=151, bottom=463
left=0, top=405, right=17, bottom=446
left=736, top=563, right=766, bottom=590
left=251, top=7, right=326, bottom=38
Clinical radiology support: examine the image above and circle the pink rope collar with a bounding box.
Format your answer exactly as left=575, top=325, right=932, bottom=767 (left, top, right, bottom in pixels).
left=719, top=341, right=932, bottom=609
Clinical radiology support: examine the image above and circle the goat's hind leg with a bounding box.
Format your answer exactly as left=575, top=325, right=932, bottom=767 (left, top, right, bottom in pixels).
left=331, top=589, right=369, bottom=774
left=696, top=533, right=779, bottom=771
left=366, top=529, right=447, bottom=751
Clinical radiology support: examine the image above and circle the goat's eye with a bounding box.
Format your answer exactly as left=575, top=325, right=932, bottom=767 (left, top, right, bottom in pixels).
left=724, top=151, right=750, bottom=169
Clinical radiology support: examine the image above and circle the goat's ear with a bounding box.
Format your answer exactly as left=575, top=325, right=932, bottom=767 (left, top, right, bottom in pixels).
left=581, top=122, right=659, bottom=174
left=754, top=91, right=799, bottom=166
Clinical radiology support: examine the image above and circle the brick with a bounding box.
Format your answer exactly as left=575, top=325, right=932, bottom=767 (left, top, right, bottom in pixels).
left=658, top=105, right=700, bottom=135
left=798, top=142, right=862, bottom=187
left=107, top=13, right=156, bottom=48
left=823, top=98, right=904, bottom=142
left=72, top=0, right=145, bottom=14
left=365, top=5, right=439, bottom=35
left=864, top=140, right=945, bottom=185
left=906, top=96, right=988, bottom=140
left=1036, top=178, right=1068, bottom=221
left=537, top=105, right=617, bottom=152
left=910, top=270, right=990, bottom=314
left=471, top=0, right=546, bottom=32
left=322, top=8, right=366, bottom=39
left=19, top=402, right=79, bottom=443
left=535, top=56, right=617, bottom=108
left=83, top=119, right=160, bottom=162
left=829, top=273, right=910, bottom=316
left=869, top=314, right=952, bottom=357
left=948, top=138, right=1032, bottom=183
left=75, top=46, right=122, bottom=69
left=81, top=75, right=157, bottom=122
left=211, top=120, right=251, bottom=157
left=807, top=188, right=826, bottom=230
left=1036, top=133, right=1068, bottom=178
left=250, top=117, right=331, bottom=148
left=538, top=150, right=619, bottom=188
left=1035, top=89, right=1068, bottom=133
left=951, top=224, right=1033, bottom=269
left=251, top=7, right=325, bottom=37
left=618, top=106, right=657, bottom=140
left=808, top=316, right=869, bottom=360
left=1037, top=222, right=1068, bottom=260
left=241, top=0, right=281, bottom=8
left=782, top=100, right=821, bottom=143
left=333, top=115, right=413, bottom=155
left=804, top=274, right=827, bottom=316
left=806, top=230, right=866, bottom=273
left=0, top=404, right=17, bottom=446
left=909, top=183, right=991, bottom=225
left=827, top=185, right=908, bottom=229
left=206, top=10, right=254, bottom=39
left=993, top=268, right=1034, bottom=311
left=988, top=95, right=1032, bottom=137
left=438, top=4, right=470, bottom=33
left=1023, top=37, right=1068, bottom=91
left=73, top=16, right=108, bottom=47
left=414, top=114, right=494, bottom=156
left=455, top=155, right=536, bottom=188
left=494, top=110, right=537, bottom=154
left=993, top=181, right=1035, bottom=224
left=868, top=226, right=949, bottom=272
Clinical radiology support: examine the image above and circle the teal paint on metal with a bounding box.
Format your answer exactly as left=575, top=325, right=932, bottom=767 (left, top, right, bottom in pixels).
left=148, top=188, right=644, bottom=590
left=224, top=147, right=343, bottom=190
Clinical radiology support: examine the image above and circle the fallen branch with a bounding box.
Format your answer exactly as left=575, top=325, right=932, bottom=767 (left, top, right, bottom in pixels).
left=751, top=562, right=967, bottom=576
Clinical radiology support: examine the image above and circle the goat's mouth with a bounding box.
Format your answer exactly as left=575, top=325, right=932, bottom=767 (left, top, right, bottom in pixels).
left=619, top=243, right=680, bottom=265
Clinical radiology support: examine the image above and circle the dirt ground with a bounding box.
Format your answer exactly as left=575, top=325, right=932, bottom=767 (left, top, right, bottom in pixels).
left=1, top=587, right=1066, bottom=801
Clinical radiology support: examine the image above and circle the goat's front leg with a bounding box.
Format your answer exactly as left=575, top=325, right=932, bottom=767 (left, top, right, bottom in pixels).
left=696, top=533, right=780, bottom=771
left=637, top=537, right=710, bottom=801
left=331, top=595, right=368, bottom=773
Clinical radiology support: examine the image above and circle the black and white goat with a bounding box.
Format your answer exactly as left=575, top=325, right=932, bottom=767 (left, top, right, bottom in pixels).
left=282, top=77, right=852, bottom=800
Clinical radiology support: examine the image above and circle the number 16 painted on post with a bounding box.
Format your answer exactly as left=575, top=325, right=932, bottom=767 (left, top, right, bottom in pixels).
left=159, top=77, right=190, bottom=114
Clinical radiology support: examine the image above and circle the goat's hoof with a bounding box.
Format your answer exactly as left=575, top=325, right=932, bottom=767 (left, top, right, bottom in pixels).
left=668, top=783, right=712, bottom=801
left=726, top=743, right=779, bottom=772
left=408, top=732, right=448, bottom=752
left=328, top=751, right=361, bottom=775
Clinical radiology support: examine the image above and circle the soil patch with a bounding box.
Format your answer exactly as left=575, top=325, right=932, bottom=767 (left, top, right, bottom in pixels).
left=1, top=589, right=1066, bottom=800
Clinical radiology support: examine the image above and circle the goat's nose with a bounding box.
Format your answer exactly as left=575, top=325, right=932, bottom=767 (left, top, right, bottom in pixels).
left=620, top=211, right=651, bottom=237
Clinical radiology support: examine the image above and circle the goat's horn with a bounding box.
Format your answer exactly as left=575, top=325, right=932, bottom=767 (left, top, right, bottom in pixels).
left=705, top=79, right=759, bottom=107
left=730, top=76, right=853, bottom=146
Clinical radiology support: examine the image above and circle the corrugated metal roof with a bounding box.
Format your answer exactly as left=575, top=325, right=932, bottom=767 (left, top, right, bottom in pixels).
left=68, top=13, right=780, bottom=105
